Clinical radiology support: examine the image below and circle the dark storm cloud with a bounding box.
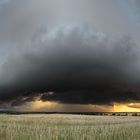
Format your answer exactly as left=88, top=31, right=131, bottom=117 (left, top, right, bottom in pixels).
left=41, top=88, right=140, bottom=105
left=0, top=25, right=140, bottom=105
left=11, top=96, right=37, bottom=106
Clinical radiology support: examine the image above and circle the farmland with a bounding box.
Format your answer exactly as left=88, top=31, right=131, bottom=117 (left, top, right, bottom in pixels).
left=0, top=114, right=140, bottom=140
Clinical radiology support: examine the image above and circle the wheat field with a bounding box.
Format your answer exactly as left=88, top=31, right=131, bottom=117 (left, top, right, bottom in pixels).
left=0, top=114, right=140, bottom=140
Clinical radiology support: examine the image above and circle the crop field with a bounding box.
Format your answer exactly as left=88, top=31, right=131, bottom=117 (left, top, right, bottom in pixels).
left=0, top=114, right=140, bottom=140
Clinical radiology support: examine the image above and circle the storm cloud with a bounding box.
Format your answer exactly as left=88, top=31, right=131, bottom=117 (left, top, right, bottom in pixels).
left=0, top=0, right=140, bottom=107
left=0, top=25, right=140, bottom=105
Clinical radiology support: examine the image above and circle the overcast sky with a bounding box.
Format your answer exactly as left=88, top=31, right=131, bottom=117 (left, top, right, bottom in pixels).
left=0, top=0, right=140, bottom=111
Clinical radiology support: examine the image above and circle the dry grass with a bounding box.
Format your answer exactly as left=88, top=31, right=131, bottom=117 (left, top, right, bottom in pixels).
left=0, top=114, right=140, bottom=140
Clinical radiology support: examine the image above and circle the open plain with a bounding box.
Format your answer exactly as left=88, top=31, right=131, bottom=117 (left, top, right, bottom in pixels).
left=0, top=114, right=140, bottom=140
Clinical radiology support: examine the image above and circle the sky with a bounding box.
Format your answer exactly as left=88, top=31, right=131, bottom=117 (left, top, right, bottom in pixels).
left=0, top=0, right=140, bottom=112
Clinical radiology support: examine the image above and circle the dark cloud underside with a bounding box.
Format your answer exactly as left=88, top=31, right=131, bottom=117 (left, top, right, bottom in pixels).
left=0, top=25, right=140, bottom=105
left=0, top=0, right=140, bottom=107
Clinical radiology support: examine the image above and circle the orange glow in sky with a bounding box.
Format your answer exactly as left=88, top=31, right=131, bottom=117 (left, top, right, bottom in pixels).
left=31, top=100, right=58, bottom=110
left=16, top=99, right=140, bottom=112
left=113, top=103, right=140, bottom=112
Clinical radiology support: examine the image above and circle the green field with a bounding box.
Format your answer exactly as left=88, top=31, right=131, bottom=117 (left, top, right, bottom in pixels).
left=0, top=114, right=140, bottom=140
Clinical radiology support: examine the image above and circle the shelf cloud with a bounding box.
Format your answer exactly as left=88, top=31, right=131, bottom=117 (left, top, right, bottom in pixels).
left=0, top=25, right=140, bottom=105
left=0, top=0, right=140, bottom=109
